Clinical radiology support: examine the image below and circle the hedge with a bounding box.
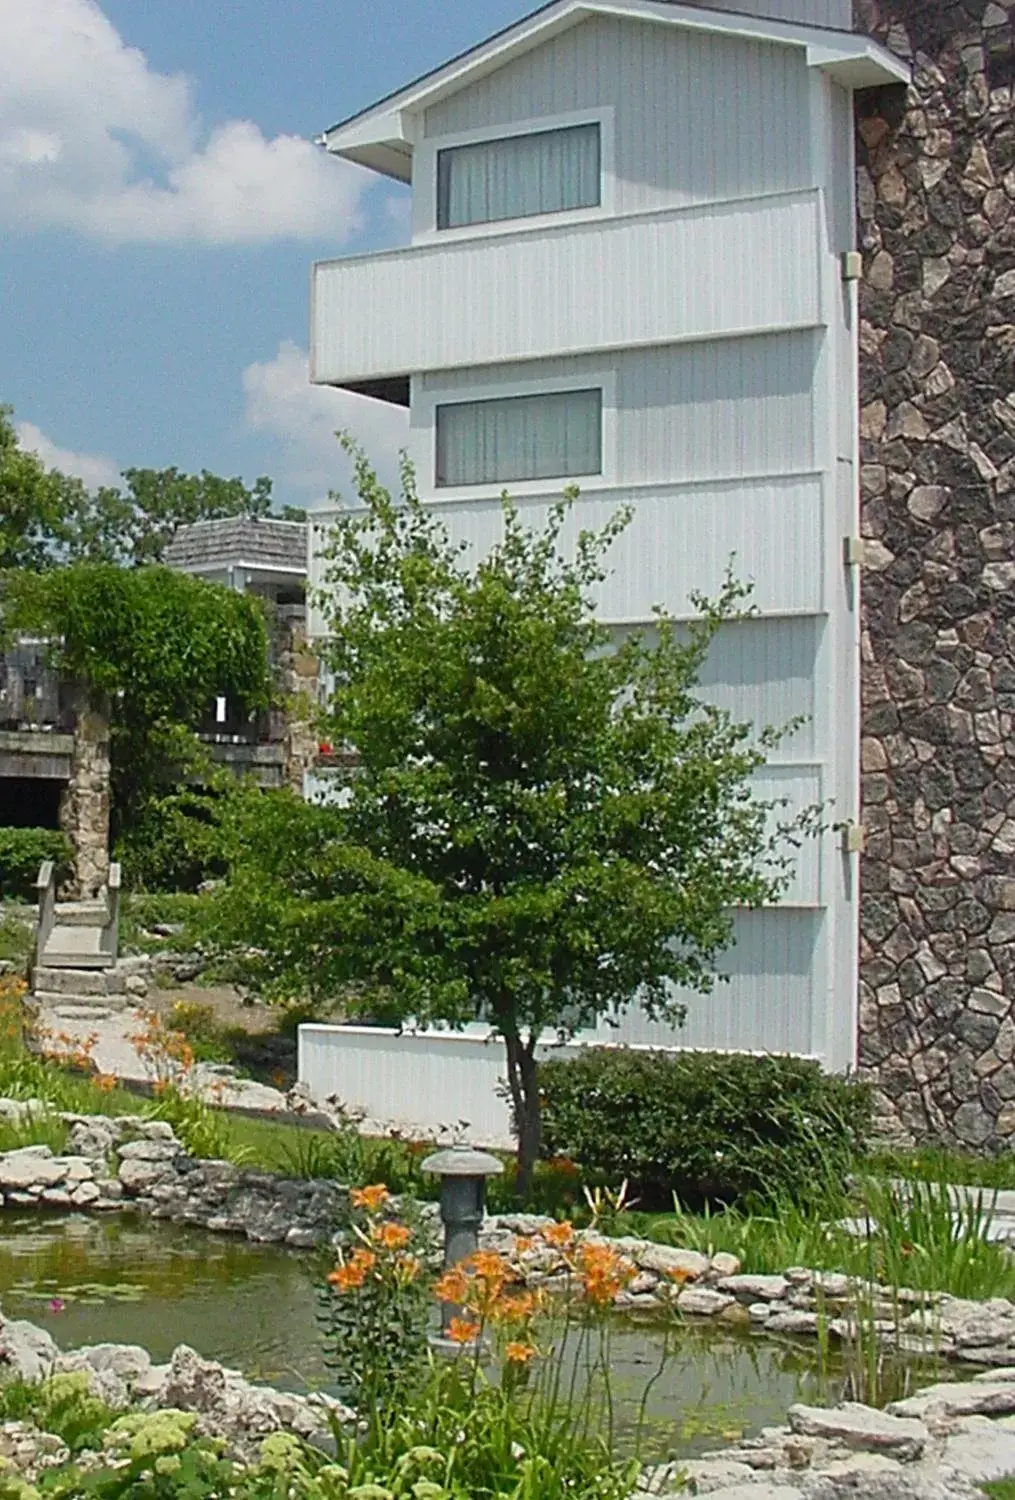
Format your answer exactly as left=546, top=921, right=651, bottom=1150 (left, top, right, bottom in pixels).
left=0, top=827, right=73, bottom=901
left=539, top=1047, right=873, bottom=1210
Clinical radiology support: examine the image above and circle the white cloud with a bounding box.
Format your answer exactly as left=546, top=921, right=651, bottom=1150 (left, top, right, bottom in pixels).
left=16, top=420, right=121, bottom=491
left=0, top=0, right=369, bottom=245
left=242, top=340, right=410, bottom=504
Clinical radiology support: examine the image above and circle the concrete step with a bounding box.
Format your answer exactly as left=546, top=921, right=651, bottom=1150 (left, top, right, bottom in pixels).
left=53, top=902, right=109, bottom=928
left=33, top=967, right=124, bottom=998
left=40, top=926, right=113, bottom=970
left=33, top=993, right=128, bottom=1019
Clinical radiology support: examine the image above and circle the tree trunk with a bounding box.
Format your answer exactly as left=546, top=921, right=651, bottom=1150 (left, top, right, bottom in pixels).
left=504, top=1030, right=541, bottom=1203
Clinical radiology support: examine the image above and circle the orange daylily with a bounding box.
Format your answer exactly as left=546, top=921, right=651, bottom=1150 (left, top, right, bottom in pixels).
left=575, top=1242, right=635, bottom=1308
left=505, top=1341, right=538, bottom=1366
left=543, top=1221, right=575, bottom=1250
left=371, top=1221, right=413, bottom=1251
left=447, top=1316, right=481, bottom=1345
left=434, top=1267, right=470, bottom=1305
left=351, top=1184, right=390, bottom=1211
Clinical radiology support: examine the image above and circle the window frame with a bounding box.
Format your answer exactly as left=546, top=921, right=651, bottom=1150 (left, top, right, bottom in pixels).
left=412, top=108, right=616, bottom=245
left=412, top=369, right=618, bottom=502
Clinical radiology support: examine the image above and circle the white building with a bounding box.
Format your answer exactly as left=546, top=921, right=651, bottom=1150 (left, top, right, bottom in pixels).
left=303, top=0, right=907, bottom=1137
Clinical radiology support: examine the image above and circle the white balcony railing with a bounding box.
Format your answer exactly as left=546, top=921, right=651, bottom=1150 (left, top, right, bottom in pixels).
left=312, top=189, right=824, bottom=387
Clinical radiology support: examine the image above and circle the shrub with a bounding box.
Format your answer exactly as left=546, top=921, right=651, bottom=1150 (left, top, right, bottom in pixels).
left=0, top=827, right=72, bottom=900
left=116, top=786, right=231, bottom=893
left=538, top=1048, right=872, bottom=1210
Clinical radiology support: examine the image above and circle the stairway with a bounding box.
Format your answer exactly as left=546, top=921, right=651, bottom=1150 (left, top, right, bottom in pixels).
left=31, top=860, right=126, bottom=1017
left=31, top=963, right=129, bottom=1021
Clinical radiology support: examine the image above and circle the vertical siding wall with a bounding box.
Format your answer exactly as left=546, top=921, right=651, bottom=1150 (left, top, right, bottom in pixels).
left=697, top=0, right=851, bottom=27
left=307, top=22, right=865, bottom=1104
left=421, top=16, right=813, bottom=223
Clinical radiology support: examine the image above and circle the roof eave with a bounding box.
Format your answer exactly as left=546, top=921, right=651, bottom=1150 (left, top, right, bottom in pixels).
left=321, top=0, right=911, bottom=178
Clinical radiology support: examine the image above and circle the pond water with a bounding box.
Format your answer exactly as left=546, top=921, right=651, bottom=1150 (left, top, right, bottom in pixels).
left=0, top=1214, right=950, bottom=1463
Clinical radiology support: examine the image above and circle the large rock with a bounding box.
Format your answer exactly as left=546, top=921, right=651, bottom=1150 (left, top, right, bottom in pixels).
left=890, top=1379, right=1015, bottom=1421
left=118, top=1157, right=177, bottom=1194
left=788, top=1404, right=928, bottom=1461
left=0, top=1148, right=66, bottom=1190
left=802, top=1472, right=980, bottom=1500
left=936, top=1415, right=1015, bottom=1484
left=147, top=1345, right=351, bottom=1460
left=719, top=1275, right=789, bottom=1304
left=0, top=1317, right=60, bottom=1381
left=631, top=1243, right=710, bottom=1281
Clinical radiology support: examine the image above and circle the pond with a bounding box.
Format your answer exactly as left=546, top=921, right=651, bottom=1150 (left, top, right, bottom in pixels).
left=0, top=1214, right=951, bottom=1463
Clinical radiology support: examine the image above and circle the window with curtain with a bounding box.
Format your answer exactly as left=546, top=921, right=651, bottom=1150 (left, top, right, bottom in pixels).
left=435, top=388, right=603, bottom=488
left=436, top=122, right=601, bottom=230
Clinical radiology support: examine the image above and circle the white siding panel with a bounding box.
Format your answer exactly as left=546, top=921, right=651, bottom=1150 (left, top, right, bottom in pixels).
left=700, top=0, right=851, bottom=27
left=424, top=16, right=813, bottom=215
left=699, top=617, right=822, bottom=761
left=592, top=909, right=824, bottom=1055
left=418, top=332, right=820, bottom=488
left=418, top=475, right=825, bottom=619
left=312, top=192, right=822, bottom=385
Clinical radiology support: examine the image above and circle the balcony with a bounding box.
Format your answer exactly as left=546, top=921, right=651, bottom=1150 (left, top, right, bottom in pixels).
left=312, top=189, right=824, bottom=391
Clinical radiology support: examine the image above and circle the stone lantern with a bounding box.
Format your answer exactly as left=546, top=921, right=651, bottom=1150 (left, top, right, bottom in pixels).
left=422, top=1142, right=503, bottom=1339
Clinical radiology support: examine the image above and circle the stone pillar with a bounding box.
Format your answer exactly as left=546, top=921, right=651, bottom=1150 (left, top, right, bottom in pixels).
left=276, top=607, right=321, bottom=794
left=855, top=0, right=1015, bottom=1149
left=59, top=687, right=111, bottom=900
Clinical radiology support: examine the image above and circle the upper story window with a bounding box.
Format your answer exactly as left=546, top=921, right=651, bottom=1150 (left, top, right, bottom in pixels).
left=436, top=388, right=603, bottom=488
left=436, top=122, right=601, bottom=231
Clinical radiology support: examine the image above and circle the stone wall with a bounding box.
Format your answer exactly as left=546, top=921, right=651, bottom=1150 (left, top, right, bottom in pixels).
left=855, top=0, right=1015, bottom=1147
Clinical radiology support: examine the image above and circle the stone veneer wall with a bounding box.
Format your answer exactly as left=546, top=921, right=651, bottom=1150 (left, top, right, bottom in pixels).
left=855, top=0, right=1015, bottom=1148
left=58, top=689, right=111, bottom=901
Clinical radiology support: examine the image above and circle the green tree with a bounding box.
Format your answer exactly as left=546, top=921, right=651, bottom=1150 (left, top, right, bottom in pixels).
left=209, top=451, right=800, bottom=1191
left=0, top=403, right=277, bottom=569
left=6, top=565, right=270, bottom=842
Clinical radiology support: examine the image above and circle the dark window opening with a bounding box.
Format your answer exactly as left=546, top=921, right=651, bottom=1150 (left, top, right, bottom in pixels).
left=0, top=778, right=63, bottom=829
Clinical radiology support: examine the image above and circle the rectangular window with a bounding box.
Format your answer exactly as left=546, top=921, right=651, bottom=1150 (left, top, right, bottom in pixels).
left=436, top=389, right=603, bottom=488
left=437, top=122, right=601, bottom=230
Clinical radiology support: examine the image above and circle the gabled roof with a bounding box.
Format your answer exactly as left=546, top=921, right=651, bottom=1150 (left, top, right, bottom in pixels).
left=319, top=0, right=910, bottom=183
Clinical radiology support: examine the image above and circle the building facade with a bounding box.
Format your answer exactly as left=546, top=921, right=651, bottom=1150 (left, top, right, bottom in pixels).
left=307, top=0, right=1015, bottom=1148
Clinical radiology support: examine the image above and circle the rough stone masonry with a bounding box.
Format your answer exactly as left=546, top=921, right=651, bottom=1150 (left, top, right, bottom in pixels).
left=855, top=0, right=1015, bottom=1148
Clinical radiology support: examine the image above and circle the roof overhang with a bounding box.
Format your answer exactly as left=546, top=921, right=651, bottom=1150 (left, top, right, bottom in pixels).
left=320, top=0, right=910, bottom=183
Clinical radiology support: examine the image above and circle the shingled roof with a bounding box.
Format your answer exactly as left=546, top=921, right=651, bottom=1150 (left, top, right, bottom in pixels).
left=163, top=517, right=308, bottom=574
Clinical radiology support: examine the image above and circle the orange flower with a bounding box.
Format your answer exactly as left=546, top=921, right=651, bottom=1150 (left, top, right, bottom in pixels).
left=351, top=1184, right=390, bottom=1211
left=327, top=1247, right=377, bottom=1292
left=489, top=1290, right=537, bottom=1326
left=505, top=1341, right=537, bottom=1366
left=371, top=1221, right=413, bottom=1251
left=447, top=1316, right=481, bottom=1346
left=575, top=1243, right=635, bottom=1309
left=434, top=1268, right=470, bottom=1305
left=664, top=1266, right=693, bottom=1286
left=514, top=1236, right=535, bottom=1255
left=93, top=1074, right=118, bottom=1093
left=543, top=1221, right=575, bottom=1250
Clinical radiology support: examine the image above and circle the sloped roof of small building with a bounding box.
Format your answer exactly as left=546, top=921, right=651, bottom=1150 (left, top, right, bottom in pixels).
left=163, top=517, right=308, bottom=575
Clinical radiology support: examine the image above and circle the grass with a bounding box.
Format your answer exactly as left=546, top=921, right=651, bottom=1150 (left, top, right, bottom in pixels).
left=985, top=1484, right=1015, bottom=1499
left=873, top=1143, right=1015, bottom=1193
left=0, top=904, right=33, bottom=971
left=634, top=1172, right=1015, bottom=1302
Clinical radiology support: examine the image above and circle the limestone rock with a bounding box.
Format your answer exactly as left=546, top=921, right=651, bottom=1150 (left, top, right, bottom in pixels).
left=719, top=1275, right=789, bottom=1304
left=788, top=1404, right=927, bottom=1461
left=0, top=1318, right=60, bottom=1381
left=890, top=1379, right=1015, bottom=1420
left=676, top=1287, right=736, bottom=1318
left=0, top=1148, right=65, bottom=1190
left=633, top=1244, right=709, bottom=1281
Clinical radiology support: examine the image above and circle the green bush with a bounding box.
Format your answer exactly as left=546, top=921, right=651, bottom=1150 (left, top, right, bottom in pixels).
left=538, top=1048, right=872, bottom=1210
left=0, top=827, right=72, bottom=900
left=116, top=787, right=232, bottom=893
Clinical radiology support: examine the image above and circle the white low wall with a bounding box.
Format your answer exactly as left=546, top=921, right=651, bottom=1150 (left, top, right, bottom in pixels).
left=298, top=1024, right=585, bottom=1149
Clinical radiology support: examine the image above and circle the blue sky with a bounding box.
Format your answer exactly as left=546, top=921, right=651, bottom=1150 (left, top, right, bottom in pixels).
left=1, top=0, right=531, bottom=508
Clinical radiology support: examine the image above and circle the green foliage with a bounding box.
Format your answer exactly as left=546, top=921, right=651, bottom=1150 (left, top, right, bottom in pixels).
left=0, top=910, right=33, bottom=971
left=0, top=1374, right=115, bottom=1454
left=116, top=785, right=236, bottom=894
left=317, top=1203, right=431, bottom=1410
left=0, top=829, right=72, bottom=901
left=277, top=1126, right=431, bottom=1198
left=147, top=1087, right=240, bottom=1163
left=205, top=448, right=801, bottom=1188
left=0, top=404, right=276, bottom=571
left=873, top=1143, right=1015, bottom=1192
left=647, top=1173, right=1015, bottom=1301
left=6, top=564, right=270, bottom=840
left=539, top=1048, right=872, bottom=1210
